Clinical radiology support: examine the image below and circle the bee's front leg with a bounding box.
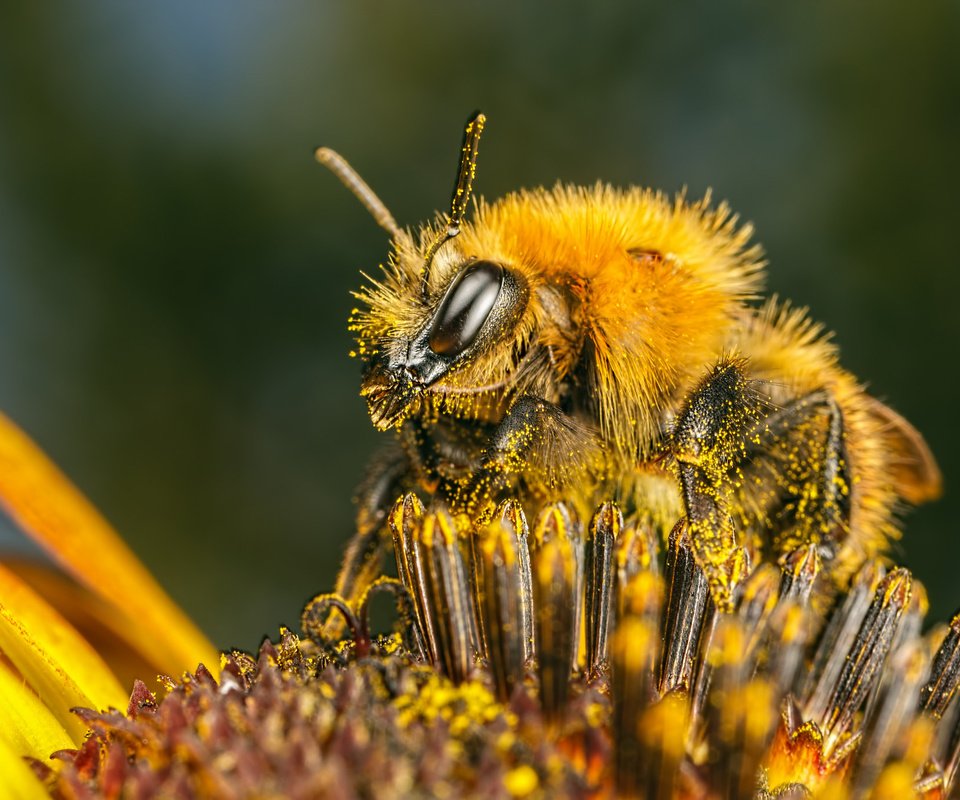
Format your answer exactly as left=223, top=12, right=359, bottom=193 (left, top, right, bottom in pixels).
left=331, top=444, right=413, bottom=615
left=671, top=359, right=767, bottom=611
left=457, top=394, right=597, bottom=514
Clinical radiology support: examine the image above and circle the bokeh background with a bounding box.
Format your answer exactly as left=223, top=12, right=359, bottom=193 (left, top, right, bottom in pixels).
left=0, top=3, right=957, bottom=647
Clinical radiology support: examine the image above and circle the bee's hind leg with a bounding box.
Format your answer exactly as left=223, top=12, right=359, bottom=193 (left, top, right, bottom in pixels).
left=674, top=359, right=855, bottom=610
left=739, top=390, right=852, bottom=571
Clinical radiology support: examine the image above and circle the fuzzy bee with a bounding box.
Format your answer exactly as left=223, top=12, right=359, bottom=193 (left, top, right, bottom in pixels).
left=317, top=113, right=940, bottom=612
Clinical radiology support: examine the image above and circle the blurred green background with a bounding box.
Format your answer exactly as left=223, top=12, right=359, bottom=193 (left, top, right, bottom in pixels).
left=0, top=3, right=957, bottom=647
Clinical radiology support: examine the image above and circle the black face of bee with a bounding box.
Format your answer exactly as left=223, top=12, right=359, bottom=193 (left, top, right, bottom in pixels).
left=360, top=259, right=529, bottom=430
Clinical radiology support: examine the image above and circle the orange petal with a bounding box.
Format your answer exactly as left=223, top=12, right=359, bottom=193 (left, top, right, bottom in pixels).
left=0, top=563, right=127, bottom=715
left=0, top=412, right=218, bottom=675
left=0, top=658, right=75, bottom=758
left=0, top=734, right=50, bottom=799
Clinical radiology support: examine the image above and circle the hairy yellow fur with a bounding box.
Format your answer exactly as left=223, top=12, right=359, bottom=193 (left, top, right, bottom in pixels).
left=354, top=185, right=764, bottom=452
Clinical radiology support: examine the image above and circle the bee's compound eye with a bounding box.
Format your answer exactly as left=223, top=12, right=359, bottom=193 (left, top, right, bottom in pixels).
left=428, top=260, right=504, bottom=357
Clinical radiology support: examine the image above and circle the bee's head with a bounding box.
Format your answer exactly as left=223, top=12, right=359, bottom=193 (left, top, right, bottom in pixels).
left=323, top=113, right=531, bottom=430
left=358, top=255, right=528, bottom=430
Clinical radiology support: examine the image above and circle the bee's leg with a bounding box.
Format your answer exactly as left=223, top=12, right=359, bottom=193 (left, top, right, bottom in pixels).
left=739, top=390, right=852, bottom=564
left=672, top=360, right=768, bottom=611
left=331, top=444, right=412, bottom=616
left=457, top=395, right=594, bottom=514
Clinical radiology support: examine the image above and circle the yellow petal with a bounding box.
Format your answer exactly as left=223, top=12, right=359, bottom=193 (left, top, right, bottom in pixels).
left=0, top=659, right=75, bottom=759
left=0, top=608, right=94, bottom=742
left=0, top=412, right=218, bottom=675
left=5, top=558, right=158, bottom=691
left=0, top=735, right=49, bottom=800
left=0, top=563, right=127, bottom=714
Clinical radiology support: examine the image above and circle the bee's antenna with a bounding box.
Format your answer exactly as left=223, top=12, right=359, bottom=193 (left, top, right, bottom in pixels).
left=420, top=112, right=486, bottom=298
left=315, top=146, right=406, bottom=241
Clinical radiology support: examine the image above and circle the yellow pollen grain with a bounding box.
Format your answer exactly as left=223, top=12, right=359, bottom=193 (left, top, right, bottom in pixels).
left=504, top=765, right=539, bottom=798
left=585, top=701, right=605, bottom=728
left=380, top=633, right=402, bottom=655
left=393, top=674, right=507, bottom=734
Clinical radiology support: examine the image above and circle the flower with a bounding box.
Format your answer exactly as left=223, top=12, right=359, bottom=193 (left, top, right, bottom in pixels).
left=2, top=412, right=960, bottom=798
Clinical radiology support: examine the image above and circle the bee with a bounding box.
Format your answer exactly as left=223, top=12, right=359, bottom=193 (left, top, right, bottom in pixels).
left=317, top=113, right=941, bottom=612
